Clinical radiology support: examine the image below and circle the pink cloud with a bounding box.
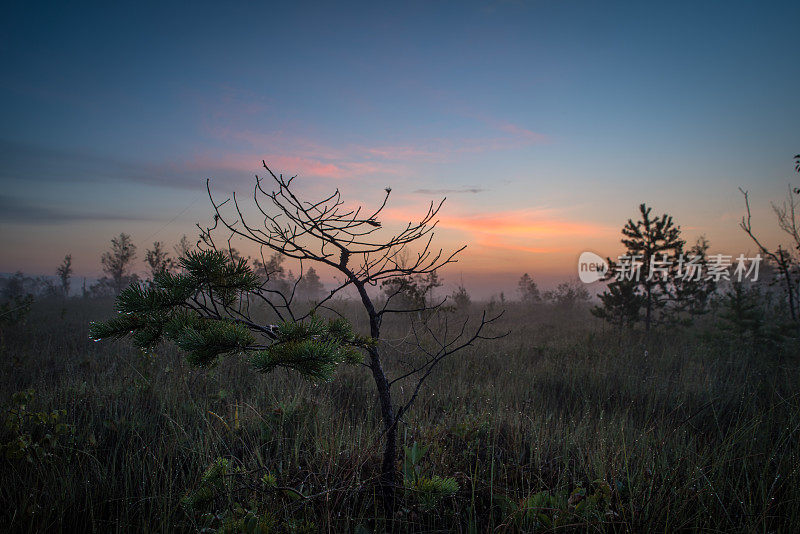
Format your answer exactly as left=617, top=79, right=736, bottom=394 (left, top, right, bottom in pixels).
left=203, top=112, right=548, bottom=174
left=184, top=151, right=404, bottom=181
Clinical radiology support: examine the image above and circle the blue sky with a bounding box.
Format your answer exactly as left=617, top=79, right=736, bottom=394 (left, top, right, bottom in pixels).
left=1, top=1, right=798, bottom=295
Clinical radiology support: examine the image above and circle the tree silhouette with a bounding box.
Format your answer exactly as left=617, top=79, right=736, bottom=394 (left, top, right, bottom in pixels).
left=296, top=265, right=324, bottom=301
left=517, top=273, right=541, bottom=304
left=145, top=242, right=174, bottom=282
left=91, top=161, right=501, bottom=515
left=593, top=204, right=687, bottom=330
left=56, top=254, right=72, bottom=297
left=174, top=234, right=194, bottom=262
left=669, top=237, right=716, bottom=324
left=543, top=279, right=590, bottom=310
left=100, top=233, right=138, bottom=295
left=739, top=154, right=800, bottom=328
left=591, top=277, right=644, bottom=327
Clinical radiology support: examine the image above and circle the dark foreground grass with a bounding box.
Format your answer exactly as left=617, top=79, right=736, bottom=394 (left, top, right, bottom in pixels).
left=1, top=297, right=799, bottom=532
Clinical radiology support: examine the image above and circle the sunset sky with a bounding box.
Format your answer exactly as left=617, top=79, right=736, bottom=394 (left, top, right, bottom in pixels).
left=1, top=1, right=798, bottom=296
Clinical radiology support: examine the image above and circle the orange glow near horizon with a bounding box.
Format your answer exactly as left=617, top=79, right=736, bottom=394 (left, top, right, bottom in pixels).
left=374, top=205, right=621, bottom=276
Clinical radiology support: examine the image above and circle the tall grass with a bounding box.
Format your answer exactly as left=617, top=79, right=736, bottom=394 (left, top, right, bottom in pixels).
left=1, top=297, right=798, bottom=532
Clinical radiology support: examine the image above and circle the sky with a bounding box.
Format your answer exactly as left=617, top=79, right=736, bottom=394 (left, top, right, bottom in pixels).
left=1, top=1, right=798, bottom=297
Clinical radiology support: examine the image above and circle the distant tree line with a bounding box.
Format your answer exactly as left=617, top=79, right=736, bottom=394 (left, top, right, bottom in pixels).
left=0, top=232, right=329, bottom=326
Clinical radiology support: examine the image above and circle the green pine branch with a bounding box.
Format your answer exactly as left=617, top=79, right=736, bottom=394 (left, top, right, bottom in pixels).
left=90, top=249, right=365, bottom=380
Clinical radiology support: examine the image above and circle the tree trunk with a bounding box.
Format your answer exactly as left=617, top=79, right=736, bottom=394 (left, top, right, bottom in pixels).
left=368, top=318, right=398, bottom=517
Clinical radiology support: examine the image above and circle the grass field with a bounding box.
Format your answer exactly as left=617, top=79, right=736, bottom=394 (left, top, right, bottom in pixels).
left=1, top=296, right=799, bottom=532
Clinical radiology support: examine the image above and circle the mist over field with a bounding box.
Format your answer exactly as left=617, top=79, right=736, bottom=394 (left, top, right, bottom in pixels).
left=2, top=1, right=799, bottom=532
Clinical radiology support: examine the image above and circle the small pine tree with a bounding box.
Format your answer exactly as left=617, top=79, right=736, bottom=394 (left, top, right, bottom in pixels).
left=175, top=235, right=193, bottom=257
left=145, top=242, right=174, bottom=282
left=717, top=281, right=767, bottom=342
left=450, top=283, right=471, bottom=309
left=594, top=204, right=685, bottom=330
left=296, top=266, right=324, bottom=302
left=253, top=252, right=290, bottom=294
left=101, top=233, right=138, bottom=295
left=381, top=273, right=442, bottom=311
left=518, top=273, right=541, bottom=304
left=91, top=162, right=499, bottom=515
left=591, top=278, right=644, bottom=327
left=620, top=204, right=684, bottom=330
left=669, top=237, right=716, bottom=325
left=56, top=254, right=72, bottom=297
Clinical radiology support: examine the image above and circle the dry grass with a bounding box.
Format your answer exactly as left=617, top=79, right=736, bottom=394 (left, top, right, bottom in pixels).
left=1, top=297, right=799, bottom=532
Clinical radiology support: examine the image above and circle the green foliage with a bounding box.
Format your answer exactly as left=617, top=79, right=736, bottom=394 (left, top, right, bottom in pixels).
left=402, top=441, right=429, bottom=486
left=2, top=389, right=75, bottom=463
left=175, top=319, right=255, bottom=367
left=717, top=281, right=788, bottom=344
left=591, top=278, right=644, bottom=327
left=182, top=457, right=316, bottom=533
left=182, top=456, right=231, bottom=510
left=91, top=251, right=364, bottom=380
left=402, top=441, right=459, bottom=511
left=496, top=479, right=614, bottom=530
left=411, top=475, right=459, bottom=511
left=181, top=250, right=261, bottom=304
left=251, top=316, right=364, bottom=381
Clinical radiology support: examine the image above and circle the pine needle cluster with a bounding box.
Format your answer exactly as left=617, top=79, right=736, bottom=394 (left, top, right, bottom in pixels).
left=90, top=250, right=364, bottom=380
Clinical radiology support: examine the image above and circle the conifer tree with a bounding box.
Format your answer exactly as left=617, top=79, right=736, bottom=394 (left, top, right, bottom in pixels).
left=381, top=271, right=443, bottom=312
left=253, top=252, right=290, bottom=294
left=517, top=273, right=541, bottom=304
left=450, top=283, right=471, bottom=309
left=174, top=235, right=194, bottom=262
left=91, top=161, right=500, bottom=515
left=296, top=266, right=324, bottom=302
left=594, top=204, right=685, bottom=330
left=621, top=204, right=684, bottom=330
left=145, top=241, right=174, bottom=282
left=100, top=233, right=138, bottom=295
left=717, top=281, right=765, bottom=341
left=56, top=254, right=72, bottom=297
left=591, top=278, right=644, bottom=327
left=669, top=237, right=716, bottom=325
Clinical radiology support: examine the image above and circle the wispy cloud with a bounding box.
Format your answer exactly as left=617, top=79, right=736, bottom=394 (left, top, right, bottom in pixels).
left=200, top=102, right=550, bottom=181
left=413, top=187, right=486, bottom=195
left=0, top=195, right=148, bottom=225
left=0, top=139, right=269, bottom=191
left=485, top=118, right=548, bottom=144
